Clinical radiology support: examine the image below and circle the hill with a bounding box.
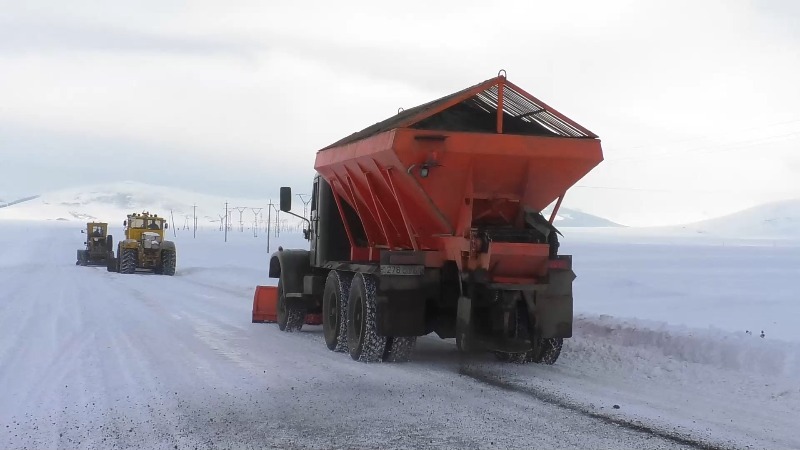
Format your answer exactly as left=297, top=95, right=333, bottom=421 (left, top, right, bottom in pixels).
left=683, top=198, right=800, bottom=238
left=549, top=207, right=623, bottom=228
left=0, top=182, right=274, bottom=227
left=0, top=181, right=623, bottom=230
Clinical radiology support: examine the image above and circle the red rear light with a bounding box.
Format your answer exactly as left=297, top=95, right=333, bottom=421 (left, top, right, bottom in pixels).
left=548, top=259, right=571, bottom=270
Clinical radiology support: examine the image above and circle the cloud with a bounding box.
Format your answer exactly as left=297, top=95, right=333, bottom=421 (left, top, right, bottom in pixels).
left=0, top=18, right=263, bottom=58
left=1, top=0, right=799, bottom=225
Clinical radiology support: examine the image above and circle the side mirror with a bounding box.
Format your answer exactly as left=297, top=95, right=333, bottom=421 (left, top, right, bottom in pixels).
left=123, top=220, right=127, bottom=226
left=81, top=229, right=85, bottom=234
left=279, top=187, right=292, bottom=212
left=164, top=223, right=168, bottom=229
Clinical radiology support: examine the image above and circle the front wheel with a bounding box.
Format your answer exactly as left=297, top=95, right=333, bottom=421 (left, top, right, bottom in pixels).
left=120, top=248, right=136, bottom=274
left=276, top=279, right=305, bottom=332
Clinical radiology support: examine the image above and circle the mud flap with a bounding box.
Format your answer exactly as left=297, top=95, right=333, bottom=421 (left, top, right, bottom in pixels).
left=375, top=291, right=426, bottom=337
left=456, top=296, right=478, bottom=353
left=529, top=269, right=575, bottom=338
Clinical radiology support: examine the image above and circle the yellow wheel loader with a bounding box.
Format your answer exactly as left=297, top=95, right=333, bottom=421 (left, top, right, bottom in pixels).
left=106, top=212, right=176, bottom=275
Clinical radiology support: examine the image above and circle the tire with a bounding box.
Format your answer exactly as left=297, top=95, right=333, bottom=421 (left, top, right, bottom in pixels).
left=383, top=336, right=416, bottom=362
left=106, top=254, right=117, bottom=272
left=456, top=296, right=477, bottom=354
left=347, top=273, right=386, bottom=362
left=322, top=270, right=353, bottom=352
left=120, top=248, right=137, bottom=274
left=161, top=250, right=176, bottom=276
left=528, top=337, right=563, bottom=365
left=493, top=302, right=564, bottom=365
left=276, top=279, right=305, bottom=332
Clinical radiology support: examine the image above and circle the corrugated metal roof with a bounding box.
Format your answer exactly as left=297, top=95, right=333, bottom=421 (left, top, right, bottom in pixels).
left=321, top=76, right=596, bottom=151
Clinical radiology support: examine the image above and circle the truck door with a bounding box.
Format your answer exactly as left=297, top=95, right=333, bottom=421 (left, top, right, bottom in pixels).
left=309, top=177, right=321, bottom=267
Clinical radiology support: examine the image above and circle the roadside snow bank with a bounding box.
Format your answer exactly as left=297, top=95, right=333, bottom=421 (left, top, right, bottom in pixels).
left=574, top=314, right=800, bottom=378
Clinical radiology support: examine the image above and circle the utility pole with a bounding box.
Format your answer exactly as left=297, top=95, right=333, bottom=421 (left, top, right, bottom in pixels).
left=235, top=207, right=247, bottom=232
left=218, top=214, right=225, bottom=232
left=224, top=202, right=229, bottom=243
left=169, top=210, right=177, bottom=237
left=272, top=203, right=280, bottom=237
left=266, top=200, right=273, bottom=252
left=251, top=208, right=263, bottom=238
left=193, top=204, right=197, bottom=238
left=296, top=193, right=312, bottom=219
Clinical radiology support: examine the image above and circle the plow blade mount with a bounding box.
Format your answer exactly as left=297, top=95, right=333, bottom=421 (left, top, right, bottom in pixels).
left=251, top=285, right=323, bottom=325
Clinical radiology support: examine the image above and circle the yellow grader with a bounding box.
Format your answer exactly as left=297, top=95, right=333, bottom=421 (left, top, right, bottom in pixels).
left=107, top=212, right=176, bottom=275
left=76, top=222, right=111, bottom=266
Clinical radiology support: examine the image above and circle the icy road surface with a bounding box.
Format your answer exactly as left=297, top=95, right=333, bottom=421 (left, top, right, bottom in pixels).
left=1, top=222, right=798, bottom=449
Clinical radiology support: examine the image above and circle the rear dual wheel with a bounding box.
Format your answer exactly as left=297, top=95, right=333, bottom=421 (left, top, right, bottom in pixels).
left=494, top=338, right=563, bottom=365
left=383, top=336, right=416, bottom=362
left=346, top=273, right=386, bottom=362
left=344, top=272, right=417, bottom=363
left=492, top=302, right=563, bottom=365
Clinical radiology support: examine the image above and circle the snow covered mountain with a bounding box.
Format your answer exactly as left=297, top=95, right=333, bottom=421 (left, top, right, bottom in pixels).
left=0, top=181, right=624, bottom=228
left=0, top=181, right=274, bottom=225
left=682, top=198, right=800, bottom=238
left=548, top=207, right=623, bottom=228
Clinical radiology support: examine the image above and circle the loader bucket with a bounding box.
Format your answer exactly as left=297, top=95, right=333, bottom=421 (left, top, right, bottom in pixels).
left=252, top=285, right=278, bottom=323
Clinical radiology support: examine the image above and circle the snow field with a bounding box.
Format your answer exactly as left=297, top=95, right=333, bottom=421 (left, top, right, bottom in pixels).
left=0, top=220, right=798, bottom=449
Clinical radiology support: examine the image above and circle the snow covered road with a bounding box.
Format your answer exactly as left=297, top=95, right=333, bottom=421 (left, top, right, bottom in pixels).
left=1, top=223, right=798, bottom=449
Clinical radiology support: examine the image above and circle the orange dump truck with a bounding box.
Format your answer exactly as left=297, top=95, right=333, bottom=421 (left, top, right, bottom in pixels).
left=253, top=73, right=603, bottom=364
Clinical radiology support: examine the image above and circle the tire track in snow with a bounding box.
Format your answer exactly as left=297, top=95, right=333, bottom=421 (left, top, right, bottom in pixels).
left=458, top=366, right=738, bottom=450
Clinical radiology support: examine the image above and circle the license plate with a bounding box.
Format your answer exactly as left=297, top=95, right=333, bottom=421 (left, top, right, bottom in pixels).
left=379, top=264, right=424, bottom=276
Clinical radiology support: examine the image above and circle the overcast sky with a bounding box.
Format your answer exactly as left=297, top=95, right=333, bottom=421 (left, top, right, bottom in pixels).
left=1, top=0, right=798, bottom=226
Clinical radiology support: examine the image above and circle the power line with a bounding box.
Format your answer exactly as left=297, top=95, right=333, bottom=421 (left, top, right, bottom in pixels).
left=572, top=185, right=790, bottom=195
left=607, top=129, right=800, bottom=164
left=609, top=117, right=800, bottom=157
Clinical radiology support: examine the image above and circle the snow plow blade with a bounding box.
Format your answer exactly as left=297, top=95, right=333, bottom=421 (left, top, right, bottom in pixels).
left=252, top=285, right=278, bottom=323
left=251, top=286, right=324, bottom=325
